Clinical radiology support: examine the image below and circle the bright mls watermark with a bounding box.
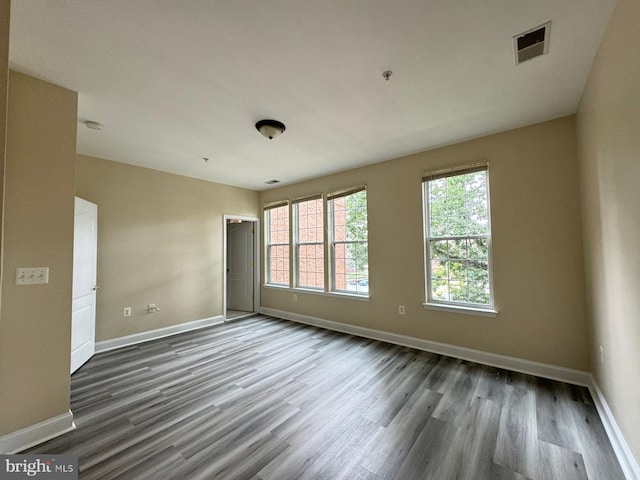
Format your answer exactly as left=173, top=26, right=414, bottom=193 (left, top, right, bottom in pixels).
left=0, top=455, right=77, bottom=479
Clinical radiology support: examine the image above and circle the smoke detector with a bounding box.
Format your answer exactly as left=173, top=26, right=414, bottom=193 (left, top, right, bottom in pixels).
left=514, top=21, right=551, bottom=64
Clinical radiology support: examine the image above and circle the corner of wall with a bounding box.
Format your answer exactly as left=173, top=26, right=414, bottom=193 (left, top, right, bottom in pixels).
left=0, top=71, right=77, bottom=438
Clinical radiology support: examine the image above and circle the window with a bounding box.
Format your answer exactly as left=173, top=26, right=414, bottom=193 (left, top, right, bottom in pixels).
left=265, top=186, right=369, bottom=298
left=329, top=187, right=368, bottom=295
left=264, top=201, right=290, bottom=286
left=294, top=196, right=324, bottom=289
left=423, top=164, right=494, bottom=310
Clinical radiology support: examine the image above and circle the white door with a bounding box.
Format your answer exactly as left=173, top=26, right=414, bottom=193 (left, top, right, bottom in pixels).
left=227, top=221, right=254, bottom=312
left=71, top=197, right=98, bottom=374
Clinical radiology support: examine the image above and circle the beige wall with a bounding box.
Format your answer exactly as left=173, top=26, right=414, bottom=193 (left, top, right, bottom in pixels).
left=76, top=155, right=259, bottom=341
left=0, top=71, right=77, bottom=435
left=0, top=0, right=10, bottom=307
left=261, top=116, right=589, bottom=370
left=577, top=0, right=640, bottom=462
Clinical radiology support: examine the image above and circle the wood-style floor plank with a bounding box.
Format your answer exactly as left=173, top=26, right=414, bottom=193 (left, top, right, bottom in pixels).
left=359, top=385, right=442, bottom=478
left=538, top=440, right=588, bottom=480
left=494, top=385, right=539, bottom=478
left=25, top=315, right=625, bottom=479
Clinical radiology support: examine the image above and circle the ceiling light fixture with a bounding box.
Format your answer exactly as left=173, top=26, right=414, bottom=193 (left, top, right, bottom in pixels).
left=84, top=120, right=103, bottom=130
left=255, top=119, right=286, bottom=140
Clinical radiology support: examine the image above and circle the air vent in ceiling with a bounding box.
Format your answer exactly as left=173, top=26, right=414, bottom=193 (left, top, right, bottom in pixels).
left=265, top=179, right=280, bottom=185
left=514, top=21, right=551, bottom=64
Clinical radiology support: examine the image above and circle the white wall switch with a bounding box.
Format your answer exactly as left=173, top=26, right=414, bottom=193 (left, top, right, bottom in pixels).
left=16, top=267, right=49, bottom=285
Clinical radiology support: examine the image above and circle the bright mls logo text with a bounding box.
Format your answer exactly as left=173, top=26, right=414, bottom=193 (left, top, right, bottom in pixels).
left=6, top=458, right=52, bottom=476
left=0, top=455, right=77, bottom=479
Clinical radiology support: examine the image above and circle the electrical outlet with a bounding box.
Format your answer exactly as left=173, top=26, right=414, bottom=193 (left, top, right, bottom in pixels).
left=599, top=345, right=604, bottom=364
left=398, top=305, right=406, bottom=315
left=293, top=294, right=298, bottom=302
left=123, top=307, right=132, bottom=317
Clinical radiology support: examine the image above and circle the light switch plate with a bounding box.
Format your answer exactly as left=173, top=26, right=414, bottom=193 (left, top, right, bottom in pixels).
left=16, top=267, right=49, bottom=285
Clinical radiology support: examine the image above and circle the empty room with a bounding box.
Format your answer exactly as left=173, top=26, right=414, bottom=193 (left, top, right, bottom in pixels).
left=0, top=0, right=639, bottom=479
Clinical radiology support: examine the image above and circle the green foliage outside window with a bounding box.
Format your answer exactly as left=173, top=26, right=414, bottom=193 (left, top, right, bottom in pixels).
left=427, top=170, right=491, bottom=306
left=344, top=190, right=368, bottom=279
left=332, top=189, right=369, bottom=293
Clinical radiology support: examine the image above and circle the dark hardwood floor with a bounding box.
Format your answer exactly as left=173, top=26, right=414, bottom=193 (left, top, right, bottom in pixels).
left=28, top=315, right=624, bottom=479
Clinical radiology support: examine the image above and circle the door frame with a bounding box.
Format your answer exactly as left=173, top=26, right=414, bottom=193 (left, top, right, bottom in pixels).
left=223, top=214, right=260, bottom=316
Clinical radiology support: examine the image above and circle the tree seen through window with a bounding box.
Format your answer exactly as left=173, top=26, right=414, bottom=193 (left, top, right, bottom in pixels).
left=425, top=166, right=493, bottom=307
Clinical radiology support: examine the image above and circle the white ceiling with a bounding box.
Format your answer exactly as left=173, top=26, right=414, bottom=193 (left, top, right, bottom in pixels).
left=9, top=0, right=615, bottom=191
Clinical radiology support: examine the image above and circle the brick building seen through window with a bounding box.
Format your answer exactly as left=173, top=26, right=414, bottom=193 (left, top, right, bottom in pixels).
left=265, top=188, right=368, bottom=295
left=295, top=197, right=324, bottom=289
left=265, top=203, right=289, bottom=285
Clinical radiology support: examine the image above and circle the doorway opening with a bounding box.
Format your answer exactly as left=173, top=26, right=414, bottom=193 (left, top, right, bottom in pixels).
left=224, top=215, right=260, bottom=321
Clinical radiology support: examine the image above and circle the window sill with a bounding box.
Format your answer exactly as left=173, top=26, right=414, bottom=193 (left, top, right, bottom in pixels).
left=422, top=302, right=497, bottom=317
left=263, top=283, right=289, bottom=290
left=263, top=284, right=370, bottom=302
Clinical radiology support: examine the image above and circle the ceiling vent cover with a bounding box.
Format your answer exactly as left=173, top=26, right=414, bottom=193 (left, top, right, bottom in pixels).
left=514, top=21, right=551, bottom=64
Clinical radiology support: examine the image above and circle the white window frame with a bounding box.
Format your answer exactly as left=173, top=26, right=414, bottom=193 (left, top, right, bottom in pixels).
left=328, top=186, right=369, bottom=296
left=293, top=195, right=325, bottom=290
left=422, top=164, right=496, bottom=315
left=264, top=201, right=290, bottom=286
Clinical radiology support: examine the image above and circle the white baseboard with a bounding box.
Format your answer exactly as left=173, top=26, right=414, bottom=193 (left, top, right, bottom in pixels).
left=588, top=377, right=640, bottom=480
left=261, top=307, right=591, bottom=386
left=0, top=410, right=75, bottom=454
left=95, top=315, right=225, bottom=353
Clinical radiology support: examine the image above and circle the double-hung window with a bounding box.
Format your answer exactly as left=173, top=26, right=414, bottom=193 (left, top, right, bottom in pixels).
left=328, top=187, right=368, bottom=295
left=294, top=195, right=324, bottom=289
left=423, top=164, right=494, bottom=311
left=264, top=201, right=290, bottom=286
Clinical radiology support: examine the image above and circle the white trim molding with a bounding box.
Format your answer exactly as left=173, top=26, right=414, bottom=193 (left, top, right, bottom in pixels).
left=260, top=307, right=639, bottom=479
left=588, top=376, right=640, bottom=480
left=95, top=315, right=225, bottom=353
left=0, top=410, right=75, bottom=454
left=260, top=307, right=591, bottom=385
left=423, top=302, right=497, bottom=317
left=263, top=284, right=370, bottom=302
